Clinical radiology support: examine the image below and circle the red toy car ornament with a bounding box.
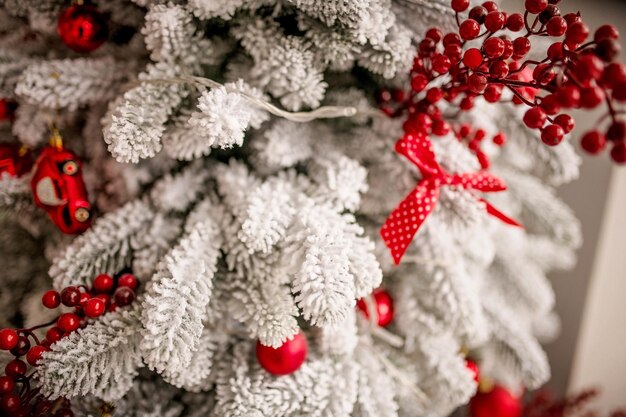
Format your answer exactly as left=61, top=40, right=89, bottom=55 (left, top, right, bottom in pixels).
left=0, top=143, right=33, bottom=177
left=31, top=139, right=92, bottom=234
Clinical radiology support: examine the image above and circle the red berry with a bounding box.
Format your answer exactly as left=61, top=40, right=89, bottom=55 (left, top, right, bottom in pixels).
left=595, top=24, right=620, bottom=42
left=4, top=359, right=27, bottom=378
left=482, top=1, right=498, bottom=12
left=391, top=89, right=405, bottom=103
left=432, top=54, right=452, bottom=74
left=444, top=44, right=462, bottom=63
left=484, top=84, right=503, bottom=102
left=46, top=327, right=64, bottom=344
left=95, top=294, right=111, bottom=308
left=523, top=107, right=547, bottom=129
left=575, top=54, right=605, bottom=82
left=0, top=329, right=18, bottom=351
left=463, top=48, right=483, bottom=68
left=566, top=21, right=589, bottom=45
left=411, top=74, right=429, bottom=92
left=611, top=142, right=626, bottom=163
left=595, top=38, right=621, bottom=62
left=419, top=38, right=437, bottom=56
left=580, top=86, right=605, bottom=109
left=118, top=273, right=138, bottom=290
left=0, top=393, right=21, bottom=414
left=78, top=291, right=91, bottom=307
left=443, top=33, right=462, bottom=46
left=61, top=286, right=81, bottom=307
left=533, top=63, right=556, bottom=85
left=451, top=0, right=470, bottom=12
left=426, top=28, right=443, bottom=42
left=501, top=39, right=514, bottom=59
left=469, top=6, right=487, bottom=23
left=9, top=336, right=30, bottom=357
left=540, top=94, right=561, bottom=115
left=57, top=313, right=80, bottom=333
left=580, top=131, right=607, bottom=154
left=26, top=345, right=47, bottom=366
left=460, top=19, right=480, bottom=40
left=466, top=359, right=480, bottom=382
left=468, top=74, right=488, bottom=93
left=108, top=302, right=118, bottom=312
left=84, top=298, right=106, bottom=318
left=0, top=376, right=14, bottom=395
left=507, top=13, right=525, bottom=32
left=356, top=289, right=395, bottom=327
left=460, top=96, right=475, bottom=110
left=525, top=0, right=548, bottom=14
left=541, top=124, right=565, bottom=146
left=554, top=114, right=575, bottom=133
left=256, top=332, right=308, bottom=375
left=93, top=274, right=114, bottom=293
left=556, top=86, right=581, bottom=108
left=484, top=11, right=505, bottom=32
left=547, top=42, right=564, bottom=61
left=615, top=82, right=626, bottom=102
left=459, top=124, right=472, bottom=138
left=538, top=5, right=560, bottom=24
left=432, top=120, right=451, bottom=136
left=546, top=16, right=567, bottom=37
left=114, top=287, right=136, bottom=307
left=483, top=37, right=505, bottom=58
left=426, top=88, right=444, bottom=103
left=513, top=37, right=531, bottom=57
left=489, top=60, right=509, bottom=78
left=493, top=132, right=507, bottom=145
left=607, top=121, right=626, bottom=142
left=41, top=290, right=61, bottom=309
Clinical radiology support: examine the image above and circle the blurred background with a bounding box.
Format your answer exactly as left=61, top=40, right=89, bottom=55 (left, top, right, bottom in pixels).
left=498, top=0, right=626, bottom=411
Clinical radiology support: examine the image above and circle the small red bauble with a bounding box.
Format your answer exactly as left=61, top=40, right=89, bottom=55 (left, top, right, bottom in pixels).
left=256, top=332, right=308, bottom=375
left=57, top=313, right=80, bottom=333
left=506, top=13, right=525, bottom=32
left=0, top=329, right=18, bottom=351
left=525, top=0, right=548, bottom=14
left=470, top=385, right=522, bottom=417
left=4, top=359, right=27, bottom=378
left=118, top=273, right=138, bottom=290
left=31, top=145, right=92, bottom=235
left=466, top=359, right=480, bottom=382
left=0, top=376, right=14, bottom=395
left=26, top=345, right=48, bottom=366
left=93, top=274, right=114, bottom=293
left=451, top=0, right=470, bottom=12
left=0, top=393, right=21, bottom=414
left=580, top=131, right=607, bottom=154
left=356, top=289, right=395, bottom=327
left=58, top=5, right=108, bottom=53
left=611, top=142, right=626, bottom=163
left=114, top=287, right=136, bottom=307
left=541, top=124, right=565, bottom=146
left=523, top=107, right=547, bottom=129
left=42, top=290, right=61, bottom=309
left=463, top=48, right=483, bottom=68
left=84, top=298, right=106, bottom=318
left=460, top=20, right=481, bottom=41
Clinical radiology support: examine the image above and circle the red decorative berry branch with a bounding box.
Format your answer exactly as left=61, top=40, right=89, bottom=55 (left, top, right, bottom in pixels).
left=378, top=0, right=626, bottom=164
left=0, top=272, right=138, bottom=417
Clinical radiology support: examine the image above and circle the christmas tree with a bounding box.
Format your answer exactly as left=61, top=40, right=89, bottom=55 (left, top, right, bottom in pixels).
left=0, top=0, right=624, bottom=416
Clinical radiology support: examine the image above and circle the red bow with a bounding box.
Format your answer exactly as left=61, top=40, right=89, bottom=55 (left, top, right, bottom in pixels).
left=380, top=134, right=522, bottom=265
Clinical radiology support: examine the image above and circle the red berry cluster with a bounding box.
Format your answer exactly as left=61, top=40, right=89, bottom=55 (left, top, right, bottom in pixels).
left=0, top=272, right=137, bottom=416
left=379, top=0, right=626, bottom=164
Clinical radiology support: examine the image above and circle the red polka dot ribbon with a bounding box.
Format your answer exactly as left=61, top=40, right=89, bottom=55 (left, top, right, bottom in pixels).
left=380, top=133, right=522, bottom=265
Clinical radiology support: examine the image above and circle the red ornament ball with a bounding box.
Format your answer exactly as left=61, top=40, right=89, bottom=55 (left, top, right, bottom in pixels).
left=356, top=288, right=395, bottom=327
left=0, top=329, right=18, bottom=351
left=93, top=274, right=114, bottom=293
left=58, top=5, right=108, bottom=54
left=256, top=332, right=308, bottom=375
left=470, top=385, right=522, bottom=417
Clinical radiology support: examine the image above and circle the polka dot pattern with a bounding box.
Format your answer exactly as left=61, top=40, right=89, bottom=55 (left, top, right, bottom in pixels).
left=381, top=134, right=521, bottom=265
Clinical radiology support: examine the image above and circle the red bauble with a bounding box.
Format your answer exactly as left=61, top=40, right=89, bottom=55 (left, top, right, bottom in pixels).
left=470, top=385, right=522, bottom=417
left=356, top=289, right=395, bottom=327
left=0, top=143, right=33, bottom=177
left=256, top=332, right=308, bottom=375
left=58, top=5, right=108, bottom=53
left=31, top=145, right=92, bottom=234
